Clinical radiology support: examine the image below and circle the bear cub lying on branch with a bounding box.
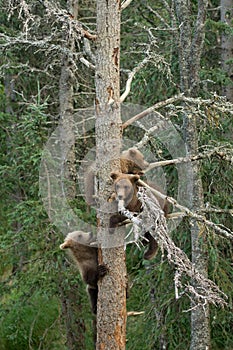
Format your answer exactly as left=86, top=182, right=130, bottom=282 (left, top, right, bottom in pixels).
left=110, top=172, right=169, bottom=260
left=60, top=230, right=107, bottom=314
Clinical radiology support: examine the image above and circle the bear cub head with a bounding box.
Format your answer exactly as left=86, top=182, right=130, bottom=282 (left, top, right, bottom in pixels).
left=110, top=172, right=140, bottom=209
left=60, top=230, right=96, bottom=250
left=121, top=148, right=149, bottom=174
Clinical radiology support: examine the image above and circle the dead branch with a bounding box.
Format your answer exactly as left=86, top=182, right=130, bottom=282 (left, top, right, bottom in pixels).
left=121, top=0, right=134, bottom=10
left=134, top=117, right=170, bottom=149
left=122, top=93, right=233, bottom=130
left=82, top=30, right=96, bottom=41
left=80, top=57, right=95, bottom=69
left=120, top=56, right=151, bottom=103
left=127, top=311, right=145, bottom=316
left=138, top=180, right=233, bottom=241
left=182, top=94, right=233, bottom=116
left=0, top=33, right=70, bottom=54
left=145, top=145, right=233, bottom=172
left=145, top=154, right=203, bottom=172
left=122, top=94, right=184, bottom=129
left=146, top=5, right=171, bottom=29
left=119, top=187, right=227, bottom=307
left=5, top=0, right=96, bottom=42
left=122, top=187, right=228, bottom=308
left=83, top=38, right=96, bottom=63
left=166, top=212, right=186, bottom=219
left=198, top=208, right=233, bottom=215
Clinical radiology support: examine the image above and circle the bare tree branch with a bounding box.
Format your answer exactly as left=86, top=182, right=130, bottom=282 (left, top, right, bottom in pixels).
left=138, top=180, right=233, bottom=241
left=145, top=145, right=233, bottom=172
left=5, top=0, right=96, bottom=42
left=80, top=56, right=95, bottom=69
left=120, top=187, right=228, bottom=308
left=198, top=208, right=233, bottom=215
left=121, top=0, right=134, bottom=10
left=122, top=94, right=184, bottom=129
left=127, top=311, right=145, bottom=316
left=122, top=93, right=233, bottom=130
left=120, top=56, right=151, bottom=102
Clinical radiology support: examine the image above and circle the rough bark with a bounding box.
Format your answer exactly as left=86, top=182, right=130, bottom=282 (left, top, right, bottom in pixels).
left=221, top=0, right=233, bottom=102
left=174, top=0, right=192, bottom=92
left=174, top=1, right=211, bottom=349
left=183, top=115, right=211, bottom=350
left=59, top=0, right=79, bottom=199
left=59, top=1, right=86, bottom=349
left=95, top=1, right=127, bottom=349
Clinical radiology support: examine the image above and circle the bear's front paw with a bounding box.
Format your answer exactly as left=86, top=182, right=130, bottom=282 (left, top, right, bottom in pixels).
left=98, top=264, right=109, bottom=277
left=108, top=192, right=117, bottom=203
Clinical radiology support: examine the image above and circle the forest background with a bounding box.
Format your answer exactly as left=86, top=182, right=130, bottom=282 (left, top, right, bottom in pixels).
left=0, top=0, right=232, bottom=349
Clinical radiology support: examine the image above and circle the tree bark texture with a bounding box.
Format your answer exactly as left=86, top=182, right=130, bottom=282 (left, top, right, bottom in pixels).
left=59, top=1, right=86, bottom=349
left=174, top=1, right=211, bottom=349
left=95, top=1, right=127, bottom=350
left=59, top=63, right=76, bottom=199
left=221, top=0, right=233, bottom=102
left=183, top=114, right=210, bottom=350
left=174, top=0, right=208, bottom=96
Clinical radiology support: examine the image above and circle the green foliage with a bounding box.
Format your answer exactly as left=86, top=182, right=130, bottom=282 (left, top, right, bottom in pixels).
left=0, top=0, right=232, bottom=349
left=126, top=241, right=191, bottom=350
left=0, top=293, right=63, bottom=350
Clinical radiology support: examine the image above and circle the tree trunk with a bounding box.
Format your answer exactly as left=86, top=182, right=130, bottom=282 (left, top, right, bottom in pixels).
left=221, top=0, right=233, bottom=102
left=95, top=1, right=127, bottom=349
left=59, top=1, right=86, bottom=349
left=174, top=1, right=211, bottom=349
left=183, top=115, right=211, bottom=350
left=59, top=0, right=77, bottom=200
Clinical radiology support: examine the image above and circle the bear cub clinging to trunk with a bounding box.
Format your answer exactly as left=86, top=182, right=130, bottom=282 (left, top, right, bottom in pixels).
left=110, top=172, right=169, bottom=260
left=60, top=230, right=107, bottom=314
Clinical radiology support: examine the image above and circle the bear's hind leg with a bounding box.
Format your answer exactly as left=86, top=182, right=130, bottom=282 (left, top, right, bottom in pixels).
left=87, top=285, right=98, bottom=314
left=143, top=232, right=158, bottom=260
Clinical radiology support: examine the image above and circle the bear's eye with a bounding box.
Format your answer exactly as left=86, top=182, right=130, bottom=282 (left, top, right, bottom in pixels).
left=124, top=185, right=129, bottom=190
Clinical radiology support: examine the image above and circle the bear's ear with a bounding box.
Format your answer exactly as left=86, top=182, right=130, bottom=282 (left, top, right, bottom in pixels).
left=128, top=148, right=137, bottom=157
left=129, top=174, right=140, bottom=183
left=110, top=172, right=120, bottom=180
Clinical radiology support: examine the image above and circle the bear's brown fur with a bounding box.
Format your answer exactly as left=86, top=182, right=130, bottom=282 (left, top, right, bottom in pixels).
left=84, top=148, right=149, bottom=206
left=120, top=148, right=149, bottom=173
left=60, top=230, right=107, bottom=314
left=109, top=172, right=169, bottom=260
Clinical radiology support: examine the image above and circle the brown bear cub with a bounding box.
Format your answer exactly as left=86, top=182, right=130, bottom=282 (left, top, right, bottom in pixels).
left=60, top=231, right=107, bottom=314
left=120, top=148, right=149, bottom=174
left=110, top=172, right=169, bottom=260
left=84, top=148, right=149, bottom=206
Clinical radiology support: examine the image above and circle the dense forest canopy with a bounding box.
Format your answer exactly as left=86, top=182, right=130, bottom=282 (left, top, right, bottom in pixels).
left=0, top=0, right=232, bottom=349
